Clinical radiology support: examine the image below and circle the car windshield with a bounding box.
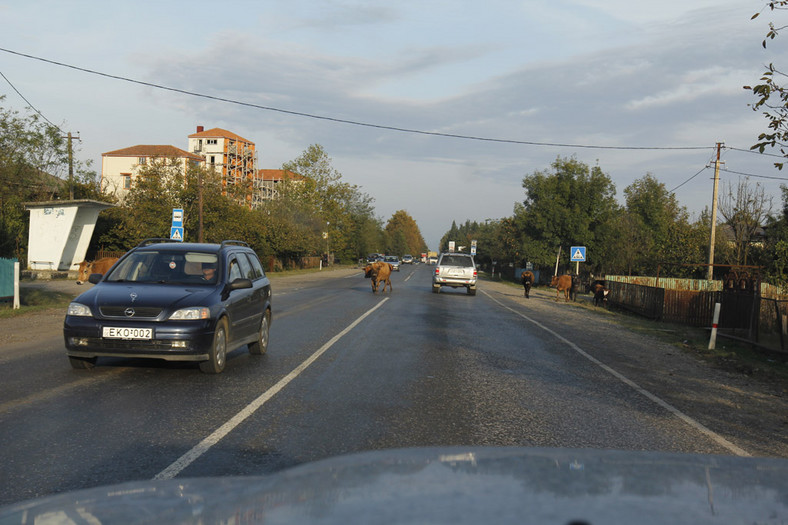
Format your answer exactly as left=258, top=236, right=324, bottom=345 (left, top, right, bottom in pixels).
left=105, top=250, right=219, bottom=284
left=385, top=256, right=398, bottom=262
left=440, top=255, right=473, bottom=267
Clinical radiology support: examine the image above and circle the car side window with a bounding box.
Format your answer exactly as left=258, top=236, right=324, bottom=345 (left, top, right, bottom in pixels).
left=235, top=253, right=254, bottom=281
left=228, top=257, right=243, bottom=282
left=246, top=253, right=265, bottom=279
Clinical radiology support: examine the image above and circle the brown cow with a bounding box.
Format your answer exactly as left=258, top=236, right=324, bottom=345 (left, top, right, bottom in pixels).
left=591, top=280, right=608, bottom=307
left=520, top=270, right=534, bottom=298
left=76, top=257, right=119, bottom=284
left=550, top=274, right=573, bottom=302
left=364, top=261, right=393, bottom=293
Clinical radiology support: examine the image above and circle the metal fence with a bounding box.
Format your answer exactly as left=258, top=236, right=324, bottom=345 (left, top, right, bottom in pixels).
left=0, top=258, right=18, bottom=301
left=606, top=276, right=788, bottom=354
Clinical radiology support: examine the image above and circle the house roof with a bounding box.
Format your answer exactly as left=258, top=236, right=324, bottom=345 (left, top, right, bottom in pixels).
left=258, top=169, right=305, bottom=181
left=188, top=127, right=253, bottom=144
left=102, top=145, right=204, bottom=161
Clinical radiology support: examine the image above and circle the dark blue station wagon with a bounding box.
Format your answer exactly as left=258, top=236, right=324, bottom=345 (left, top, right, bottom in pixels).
left=64, top=239, right=272, bottom=374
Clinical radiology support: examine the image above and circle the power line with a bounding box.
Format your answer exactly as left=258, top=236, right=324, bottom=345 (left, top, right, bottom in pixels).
left=669, top=165, right=709, bottom=193
left=0, top=47, right=713, bottom=151
left=725, top=145, right=786, bottom=159
left=0, top=69, right=62, bottom=132
left=719, top=166, right=788, bottom=181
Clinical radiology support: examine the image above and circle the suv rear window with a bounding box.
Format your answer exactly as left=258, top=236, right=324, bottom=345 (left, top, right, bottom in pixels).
left=439, top=255, right=474, bottom=267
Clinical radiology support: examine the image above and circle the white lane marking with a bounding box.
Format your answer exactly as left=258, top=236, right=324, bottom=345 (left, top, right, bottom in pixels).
left=154, top=298, right=390, bottom=480
left=482, top=290, right=751, bottom=457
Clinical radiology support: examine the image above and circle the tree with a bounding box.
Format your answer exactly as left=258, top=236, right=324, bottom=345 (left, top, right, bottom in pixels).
left=516, top=156, right=618, bottom=270
left=746, top=2, right=788, bottom=168
left=279, top=144, right=383, bottom=261
left=384, top=210, right=427, bottom=256
left=622, top=174, right=691, bottom=273
left=0, top=98, right=99, bottom=259
left=718, top=178, right=772, bottom=267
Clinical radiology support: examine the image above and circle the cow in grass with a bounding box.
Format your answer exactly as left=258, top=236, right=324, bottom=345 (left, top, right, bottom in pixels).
left=591, top=280, right=608, bottom=307
left=550, top=274, right=573, bottom=302
left=76, top=257, right=119, bottom=284
left=520, top=270, right=534, bottom=298
left=364, top=261, right=393, bottom=293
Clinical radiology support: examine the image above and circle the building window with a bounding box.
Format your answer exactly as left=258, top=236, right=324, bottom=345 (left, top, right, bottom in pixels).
left=210, top=156, right=216, bottom=164
left=122, top=174, right=131, bottom=189
left=138, top=157, right=147, bottom=165
left=207, top=139, right=218, bottom=145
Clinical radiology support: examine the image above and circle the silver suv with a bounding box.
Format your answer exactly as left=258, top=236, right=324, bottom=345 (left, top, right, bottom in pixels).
left=432, top=252, right=477, bottom=295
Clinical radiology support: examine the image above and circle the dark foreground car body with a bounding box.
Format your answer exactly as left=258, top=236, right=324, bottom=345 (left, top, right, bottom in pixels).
left=64, top=239, right=271, bottom=374
left=2, top=447, right=787, bottom=524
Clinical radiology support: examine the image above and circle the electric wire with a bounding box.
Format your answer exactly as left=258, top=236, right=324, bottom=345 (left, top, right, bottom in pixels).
left=0, top=69, right=62, bottom=132
left=669, top=165, right=709, bottom=193
left=0, top=47, right=712, bottom=151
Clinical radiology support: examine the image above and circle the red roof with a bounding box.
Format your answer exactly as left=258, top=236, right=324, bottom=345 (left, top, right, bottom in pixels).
left=258, top=169, right=305, bottom=181
left=102, top=145, right=203, bottom=161
left=188, top=127, right=253, bottom=144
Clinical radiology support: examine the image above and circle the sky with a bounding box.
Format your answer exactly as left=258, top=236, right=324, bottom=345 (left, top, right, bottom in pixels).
left=0, top=0, right=786, bottom=250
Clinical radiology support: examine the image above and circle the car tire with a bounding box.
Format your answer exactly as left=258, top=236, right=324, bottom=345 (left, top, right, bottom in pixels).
left=248, top=310, right=270, bottom=355
left=432, top=284, right=440, bottom=293
left=200, top=318, right=228, bottom=374
left=467, top=286, right=476, bottom=296
left=69, top=356, right=97, bottom=369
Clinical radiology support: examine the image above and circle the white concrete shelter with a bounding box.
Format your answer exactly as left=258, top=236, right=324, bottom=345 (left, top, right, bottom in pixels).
left=24, top=200, right=114, bottom=271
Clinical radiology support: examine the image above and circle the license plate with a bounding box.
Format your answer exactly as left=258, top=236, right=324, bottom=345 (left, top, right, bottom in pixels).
left=102, top=327, right=153, bottom=340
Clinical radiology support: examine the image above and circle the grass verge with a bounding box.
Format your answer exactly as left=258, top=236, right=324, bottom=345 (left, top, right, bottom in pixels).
left=0, top=288, right=73, bottom=319
left=487, top=275, right=788, bottom=387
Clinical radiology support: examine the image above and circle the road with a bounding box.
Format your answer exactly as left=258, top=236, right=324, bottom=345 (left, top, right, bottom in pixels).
left=1, top=263, right=787, bottom=506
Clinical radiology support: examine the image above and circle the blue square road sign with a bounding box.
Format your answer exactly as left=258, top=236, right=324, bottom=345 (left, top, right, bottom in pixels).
left=570, top=246, right=586, bottom=262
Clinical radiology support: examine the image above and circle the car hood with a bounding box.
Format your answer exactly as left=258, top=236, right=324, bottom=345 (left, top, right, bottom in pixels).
left=74, top=282, right=216, bottom=310
left=1, top=447, right=786, bottom=524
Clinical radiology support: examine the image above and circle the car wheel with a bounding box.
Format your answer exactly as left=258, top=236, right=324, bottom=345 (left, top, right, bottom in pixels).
left=200, top=318, right=228, bottom=374
left=467, top=286, right=476, bottom=296
left=69, top=356, right=97, bottom=369
left=248, top=310, right=270, bottom=355
left=432, top=284, right=440, bottom=293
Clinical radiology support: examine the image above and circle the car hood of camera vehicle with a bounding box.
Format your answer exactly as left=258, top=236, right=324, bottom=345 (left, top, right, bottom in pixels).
left=2, top=447, right=787, bottom=524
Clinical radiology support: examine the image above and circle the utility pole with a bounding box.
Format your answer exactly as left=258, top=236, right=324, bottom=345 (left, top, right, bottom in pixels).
left=63, top=132, right=80, bottom=200
left=198, top=170, right=204, bottom=243
left=707, top=142, right=723, bottom=280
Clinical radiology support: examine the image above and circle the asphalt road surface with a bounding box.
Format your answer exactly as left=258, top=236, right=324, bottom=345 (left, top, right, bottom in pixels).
left=1, top=264, right=786, bottom=506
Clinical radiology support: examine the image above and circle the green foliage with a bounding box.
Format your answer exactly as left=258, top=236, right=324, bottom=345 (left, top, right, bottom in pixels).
left=385, top=210, right=427, bottom=256
left=0, top=98, right=99, bottom=259
left=746, top=2, right=788, bottom=169
left=517, top=156, right=618, bottom=269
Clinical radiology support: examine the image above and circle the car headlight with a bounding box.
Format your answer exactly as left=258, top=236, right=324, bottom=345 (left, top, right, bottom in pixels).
left=169, top=307, right=211, bottom=320
left=67, top=302, right=92, bottom=317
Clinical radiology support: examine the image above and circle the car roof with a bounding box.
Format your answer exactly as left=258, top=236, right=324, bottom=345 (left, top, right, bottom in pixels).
left=131, top=239, right=252, bottom=254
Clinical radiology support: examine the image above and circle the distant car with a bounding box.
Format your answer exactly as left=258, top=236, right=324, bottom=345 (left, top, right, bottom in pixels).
left=432, top=252, right=477, bottom=295
left=63, top=239, right=272, bottom=374
left=402, top=255, right=414, bottom=264
left=428, top=256, right=438, bottom=265
left=384, top=255, right=400, bottom=271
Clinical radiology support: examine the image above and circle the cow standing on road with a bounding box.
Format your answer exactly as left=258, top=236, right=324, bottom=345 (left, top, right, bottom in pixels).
left=364, top=261, right=393, bottom=293
left=520, top=270, right=534, bottom=298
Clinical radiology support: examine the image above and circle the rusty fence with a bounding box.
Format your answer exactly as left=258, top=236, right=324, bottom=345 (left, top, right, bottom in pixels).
left=607, top=278, right=788, bottom=354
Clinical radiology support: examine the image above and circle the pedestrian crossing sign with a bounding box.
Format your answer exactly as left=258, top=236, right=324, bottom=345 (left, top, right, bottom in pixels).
left=170, top=226, right=184, bottom=242
left=570, top=246, right=586, bottom=262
